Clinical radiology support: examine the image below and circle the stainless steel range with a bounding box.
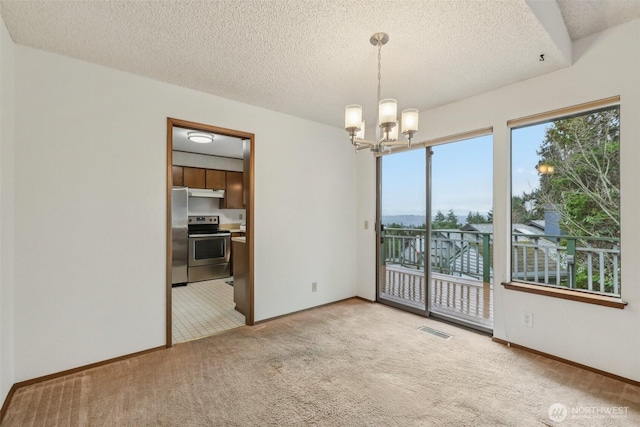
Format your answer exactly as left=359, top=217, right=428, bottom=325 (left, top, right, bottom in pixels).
left=187, top=216, right=231, bottom=282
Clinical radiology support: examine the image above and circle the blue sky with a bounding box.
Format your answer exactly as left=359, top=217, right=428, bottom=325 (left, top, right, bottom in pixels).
left=512, top=123, right=549, bottom=197
left=381, top=124, right=548, bottom=217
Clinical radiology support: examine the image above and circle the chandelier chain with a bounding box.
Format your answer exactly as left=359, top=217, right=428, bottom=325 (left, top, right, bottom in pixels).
left=377, top=38, right=382, bottom=106
left=376, top=38, right=382, bottom=146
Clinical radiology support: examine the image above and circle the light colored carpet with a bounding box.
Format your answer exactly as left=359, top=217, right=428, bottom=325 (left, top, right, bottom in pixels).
left=3, top=299, right=639, bottom=426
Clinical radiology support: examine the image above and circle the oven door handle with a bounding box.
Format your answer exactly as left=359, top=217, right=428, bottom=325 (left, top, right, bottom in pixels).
left=189, top=234, right=230, bottom=238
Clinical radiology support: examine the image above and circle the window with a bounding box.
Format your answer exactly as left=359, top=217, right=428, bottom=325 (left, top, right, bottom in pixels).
left=510, top=105, right=620, bottom=298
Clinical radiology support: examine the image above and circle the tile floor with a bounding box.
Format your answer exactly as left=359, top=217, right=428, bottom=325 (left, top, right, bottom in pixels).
left=172, top=278, right=245, bottom=344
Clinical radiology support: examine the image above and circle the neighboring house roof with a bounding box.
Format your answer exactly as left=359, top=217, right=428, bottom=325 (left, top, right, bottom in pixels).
left=528, top=220, right=545, bottom=231
left=461, top=223, right=493, bottom=234
left=463, top=222, right=546, bottom=235
left=513, top=223, right=546, bottom=235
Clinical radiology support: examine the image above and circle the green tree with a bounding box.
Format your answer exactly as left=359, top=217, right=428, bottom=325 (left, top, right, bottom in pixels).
left=432, top=210, right=447, bottom=229
left=445, top=210, right=459, bottom=228
left=465, top=211, right=489, bottom=225
left=519, top=108, right=620, bottom=292
left=535, top=108, right=619, bottom=238
left=511, top=190, right=541, bottom=224
left=385, top=222, right=407, bottom=235
left=433, top=209, right=460, bottom=229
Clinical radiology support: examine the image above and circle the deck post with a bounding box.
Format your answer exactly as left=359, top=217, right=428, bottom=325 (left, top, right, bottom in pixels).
left=381, top=232, right=386, bottom=294
left=567, top=238, right=576, bottom=288
left=482, top=234, right=490, bottom=284
left=482, top=233, right=491, bottom=319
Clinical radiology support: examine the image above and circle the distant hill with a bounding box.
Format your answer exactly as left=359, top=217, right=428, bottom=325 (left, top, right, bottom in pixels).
left=382, top=215, right=426, bottom=226
left=383, top=214, right=479, bottom=227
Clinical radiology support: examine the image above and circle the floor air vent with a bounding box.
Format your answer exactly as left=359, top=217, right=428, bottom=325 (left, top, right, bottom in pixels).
left=418, top=326, right=452, bottom=340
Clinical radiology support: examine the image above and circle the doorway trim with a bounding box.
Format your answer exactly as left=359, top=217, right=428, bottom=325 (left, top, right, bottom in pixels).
left=166, top=117, right=255, bottom=347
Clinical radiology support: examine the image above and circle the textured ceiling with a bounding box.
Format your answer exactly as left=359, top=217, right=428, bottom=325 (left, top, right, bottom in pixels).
left=1, top=1, right=638, bottom=131
left=557, top=0, right=640, bottom=40
left=172, top=127, right=244, bottom=159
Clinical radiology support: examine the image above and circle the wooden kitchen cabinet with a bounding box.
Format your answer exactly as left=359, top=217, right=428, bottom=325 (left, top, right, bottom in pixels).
left=223, top=171, right=244, bottom=209
left=230, top=232, right=245, bottom=276
left=183, top=167, right=206, bottom=189
left=205, top=169, right=226, bottom=190
left=232, top=239, right=248, bottom=316
left=172, top=166, right=184, bottom=186
left=174, top=167, right=243, bottom=204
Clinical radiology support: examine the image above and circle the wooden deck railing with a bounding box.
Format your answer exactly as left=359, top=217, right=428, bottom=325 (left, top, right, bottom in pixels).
left=512, top=233, right=620, bottom=295
left=381, top=265, right=493, bottom=328
left=383, top=228, right=491, bottom=282
left=383, top=228, right=621, bottom=297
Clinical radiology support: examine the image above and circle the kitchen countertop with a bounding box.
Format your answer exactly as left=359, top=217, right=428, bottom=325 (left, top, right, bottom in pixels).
left=232, top=236, right=246, bottom=243
left=221, top=223, right=245, bottom=234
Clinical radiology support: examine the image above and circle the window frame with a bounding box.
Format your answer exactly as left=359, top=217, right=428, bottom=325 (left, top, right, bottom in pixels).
left=504, top=97, right=626, bottom=309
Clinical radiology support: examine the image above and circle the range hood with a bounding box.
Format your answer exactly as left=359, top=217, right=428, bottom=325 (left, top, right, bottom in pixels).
left=188, top=188, right=225, bottom=198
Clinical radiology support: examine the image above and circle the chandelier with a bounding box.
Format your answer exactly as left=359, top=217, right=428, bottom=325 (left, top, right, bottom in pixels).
left=345, top=32, right=419, bottom=153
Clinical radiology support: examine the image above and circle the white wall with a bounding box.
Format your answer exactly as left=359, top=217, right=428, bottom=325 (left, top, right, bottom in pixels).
left=252, top=112, right=357, bottom=320
left=356, top=19, right=640, bottom=380
left=12, top=45, right=356, bottom=381
left=355, top=152, right=376, bottom=301
left=187, top=197, right=244, bottom=225
left=0, top=14, right=15, bottom=404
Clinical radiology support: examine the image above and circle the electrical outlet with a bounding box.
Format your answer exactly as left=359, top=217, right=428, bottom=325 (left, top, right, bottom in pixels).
left=312, top=282, right=318, bottom=292
left=239, top=213, right=243, bottom=220
left=522, top=312, right=533, bottom=327
left=364, top=220, right=369, bottom=230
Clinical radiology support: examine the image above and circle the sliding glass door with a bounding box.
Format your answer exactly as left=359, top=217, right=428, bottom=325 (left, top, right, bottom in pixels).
left=378, top=149, right=428, bottom=314
left=429, top=136, right=493, bottom=330
left=377, top=135, right=493, bottom=331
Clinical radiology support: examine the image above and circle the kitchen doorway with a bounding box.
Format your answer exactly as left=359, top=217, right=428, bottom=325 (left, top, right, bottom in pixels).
left=166, top=118, right=254, bottom=347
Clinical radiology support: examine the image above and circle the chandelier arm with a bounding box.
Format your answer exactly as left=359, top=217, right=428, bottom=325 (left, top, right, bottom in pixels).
left=354, top=138, right=375, bottom=146
left=355, top=144, right=373, bottom=152
left=382, top=140, right=410, bottom=146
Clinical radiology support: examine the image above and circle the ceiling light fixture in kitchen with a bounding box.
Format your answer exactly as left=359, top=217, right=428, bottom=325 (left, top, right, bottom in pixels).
left=345, top=32, right=419, bottom=154
left=187, top=132, right=213, bottom=144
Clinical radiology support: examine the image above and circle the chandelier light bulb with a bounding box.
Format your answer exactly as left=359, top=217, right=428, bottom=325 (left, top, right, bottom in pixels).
left=401, top=109, right=419, bottom=134
left=379, top=99, right=397, bottom=125
left=345, top=105, right=363, bottom=130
